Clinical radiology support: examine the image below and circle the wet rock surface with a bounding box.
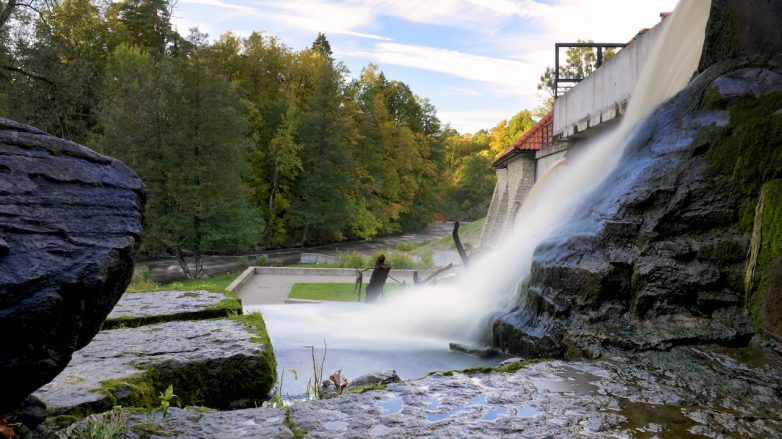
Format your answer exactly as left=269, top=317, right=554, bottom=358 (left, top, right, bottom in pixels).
left=494, top=65, right=779, bottom=357
left=100, top=407, right=293, bottom=439
left=0, top=118, right=145, bottom=408
left=103, top=290, right=240, bottom=329
left=34, top=318, right=273, bottom=414
left=83, top=345, right=782, bottom=438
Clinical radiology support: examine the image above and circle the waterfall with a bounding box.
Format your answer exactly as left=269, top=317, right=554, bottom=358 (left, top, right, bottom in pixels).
left=254, top=0, right=712, bottom=350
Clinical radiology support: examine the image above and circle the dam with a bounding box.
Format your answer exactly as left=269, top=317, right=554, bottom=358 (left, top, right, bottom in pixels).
left=481, top=13, right=670, bottom=247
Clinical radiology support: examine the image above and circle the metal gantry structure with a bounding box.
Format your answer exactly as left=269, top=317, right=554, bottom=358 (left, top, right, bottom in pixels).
left=554, top=42, right=627, bottom=99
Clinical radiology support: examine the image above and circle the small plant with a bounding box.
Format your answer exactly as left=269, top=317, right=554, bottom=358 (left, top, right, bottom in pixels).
left=270, top=258, right=284, bottom=267
left=305, top=340, right=328, bottom=399
left=56, top=406, right=125, bottom=439
left=255, top=255, right=269, bottom=266
left=328, top=369, right=349, bottom=395
left=128, top=266, right=158, bottom=291
left=236, top=256, right=249, bottom=271
left=158, top=385, right=176, bottom=419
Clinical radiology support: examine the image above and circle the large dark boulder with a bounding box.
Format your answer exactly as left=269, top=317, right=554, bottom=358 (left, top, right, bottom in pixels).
left=0, top=119, right=145, bottom=409
left=493, top=0, right=782, bottom=358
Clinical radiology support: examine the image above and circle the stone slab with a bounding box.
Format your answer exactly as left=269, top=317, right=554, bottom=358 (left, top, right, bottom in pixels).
left=103, top=290, right=239, bottom=328
left=68, top=345, right=781, bottom=438
left=34, top=318, right=273, bottom=415
left=60, top=407, right=293, bottom=439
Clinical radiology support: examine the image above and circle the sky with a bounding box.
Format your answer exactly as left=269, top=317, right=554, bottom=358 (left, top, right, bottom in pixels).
left=171, top=0, right=680, bottom=133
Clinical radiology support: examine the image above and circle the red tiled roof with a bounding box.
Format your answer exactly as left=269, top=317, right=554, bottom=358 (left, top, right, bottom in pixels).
left=492, top=112, right=554, bottom=167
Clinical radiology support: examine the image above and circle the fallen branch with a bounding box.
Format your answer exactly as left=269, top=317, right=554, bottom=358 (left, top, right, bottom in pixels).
left=413, top=263, right=454, bottom=285
left=452, top=221, right=469, bottom=266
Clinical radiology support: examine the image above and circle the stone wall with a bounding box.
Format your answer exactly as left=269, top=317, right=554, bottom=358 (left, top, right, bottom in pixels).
left=480, top=153, right=536, bottom=247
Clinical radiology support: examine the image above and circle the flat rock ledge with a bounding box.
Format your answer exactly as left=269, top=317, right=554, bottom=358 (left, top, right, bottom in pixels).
left=64, top=345, right=781, bottom=438
left=35, top=316, right=275, bottom=416
left=102, top=290, right=241, bottom=329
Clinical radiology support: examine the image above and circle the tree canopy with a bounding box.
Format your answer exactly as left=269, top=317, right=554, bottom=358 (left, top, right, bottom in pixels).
left=0, top=0, right=544, bottom=276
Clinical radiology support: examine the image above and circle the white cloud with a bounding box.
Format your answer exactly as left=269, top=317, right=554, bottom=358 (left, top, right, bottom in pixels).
left=438, top=109, right=519, bottom=133
left=181, top=0, right=256, bottom=12
left=337, top=42, right=538, bottom=97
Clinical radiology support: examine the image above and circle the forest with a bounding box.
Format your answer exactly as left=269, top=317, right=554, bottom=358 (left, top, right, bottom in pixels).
left=0, top=0, right=540, bottom=271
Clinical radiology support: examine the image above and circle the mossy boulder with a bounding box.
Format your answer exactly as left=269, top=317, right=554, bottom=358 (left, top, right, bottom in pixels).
left=34, top=314, right=276, bottom=416
left=0, top=119, right=145, bottom=409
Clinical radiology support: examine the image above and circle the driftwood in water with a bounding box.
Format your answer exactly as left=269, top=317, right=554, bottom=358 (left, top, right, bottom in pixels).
left=453, top=221, right=469, bottom=266
left=365, top=255, right=391, bottom=303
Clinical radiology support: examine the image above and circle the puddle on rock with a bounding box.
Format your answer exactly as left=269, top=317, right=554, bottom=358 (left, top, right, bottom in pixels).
left=482, top=407, right=509, bottom=421
left=378, top=395, right=403, bottom=416
left=532, top=366, right=600, bottom=396
left=467, top=394, right=488, bottom=405
left=426, top=394, right=513, bottom=423
left=517, top=405, right=542, bottom=418
left=368, top=424, right=393, bottom=436
left=619, top=399, right=700, bottom=438
left=323, top=421, right=348, bottom=431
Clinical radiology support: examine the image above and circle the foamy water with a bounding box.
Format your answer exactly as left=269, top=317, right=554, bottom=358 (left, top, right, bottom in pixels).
left=249, top=0, right=712, bottom=356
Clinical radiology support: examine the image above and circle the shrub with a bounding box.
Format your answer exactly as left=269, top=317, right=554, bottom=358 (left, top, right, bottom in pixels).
left=255, top=255, right=269, bottom=266
left=128, top=266, right=158, bottom=291
left=236, top=256, right=249, bottom=271
left=270, top=258, right=284, bottom=267
left=337, top=251, right=367, bottom=269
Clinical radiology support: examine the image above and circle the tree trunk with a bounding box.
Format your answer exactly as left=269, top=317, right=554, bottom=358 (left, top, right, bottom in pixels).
left=175, top=246, right=193, bottom=279
left=365, top=255, right=391, bottom=303
left=261, top=157, right=281, bottom=248
left=194, top=252, right=205, bottom=279
left=453, top=221, right=469, bottom=266
left=299, top=222, right=310, bottom=247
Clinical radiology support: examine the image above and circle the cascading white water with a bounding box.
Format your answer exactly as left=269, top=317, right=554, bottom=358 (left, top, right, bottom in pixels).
left=251, top=0, right=712, bottom=357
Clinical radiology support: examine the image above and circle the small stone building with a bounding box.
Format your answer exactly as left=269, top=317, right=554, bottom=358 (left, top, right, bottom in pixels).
left=480, top=112, right=553, bottom=247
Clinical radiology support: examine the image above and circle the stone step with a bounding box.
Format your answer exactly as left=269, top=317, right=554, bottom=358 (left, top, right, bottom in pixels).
left=35, top=315, right=275, bottom=416
left=102, top=289, right=241, bottom=329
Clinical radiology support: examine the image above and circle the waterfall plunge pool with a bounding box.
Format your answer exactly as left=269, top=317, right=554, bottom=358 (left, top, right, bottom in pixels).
left=245, top=302, right=505, bottom=398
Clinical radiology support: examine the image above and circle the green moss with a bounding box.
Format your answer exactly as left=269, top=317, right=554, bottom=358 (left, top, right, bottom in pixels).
left=347, top=383, right=387, bottom=394
left=432, top=358, right=548, bottom=376
left=705, top=90, right=782, bottom=330
left=284, top=407, right=306, bottom=439
left=699, top=240, right=746, bottom=267
left=747, top=180, right=782, bottom=328
left=133, top=422, right=166, bottom=435
left=102, top=294, right=242, bottom=330
left=706, top=91, right=782, bottom=231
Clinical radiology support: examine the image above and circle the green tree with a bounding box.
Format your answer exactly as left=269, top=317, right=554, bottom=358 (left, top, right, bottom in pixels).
left=97, top=34, right=261, bottom=278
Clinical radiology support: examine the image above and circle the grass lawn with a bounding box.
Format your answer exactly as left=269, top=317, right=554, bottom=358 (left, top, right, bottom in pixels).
left=127, top=272, right=239, bottom=293
left=289, top=282, right=403, bottom=302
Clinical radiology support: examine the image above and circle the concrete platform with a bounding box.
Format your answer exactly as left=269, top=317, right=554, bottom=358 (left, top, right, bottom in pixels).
left=231, top=267, right=434, bottom=306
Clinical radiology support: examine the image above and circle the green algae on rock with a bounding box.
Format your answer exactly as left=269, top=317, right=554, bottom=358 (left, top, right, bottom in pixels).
left=101, top=289, right=242, bottom=329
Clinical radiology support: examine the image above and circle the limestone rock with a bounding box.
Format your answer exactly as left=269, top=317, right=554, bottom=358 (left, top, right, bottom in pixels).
left=34, top=317, right=275, bottom=414
left=346, top=370, right=401, bottom=391
left=0, top=118, right=145, bottom=409
left=63, top=346, right=781, bottom=438
left=103, top=289, right=241, bottom=329
left=494, top=65, right=778, bottom=357
left=62, top=407, right=293, bottom=439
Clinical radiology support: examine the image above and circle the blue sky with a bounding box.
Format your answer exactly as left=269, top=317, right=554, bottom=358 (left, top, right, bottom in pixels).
left=172, top=0, right=680, bottom=133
